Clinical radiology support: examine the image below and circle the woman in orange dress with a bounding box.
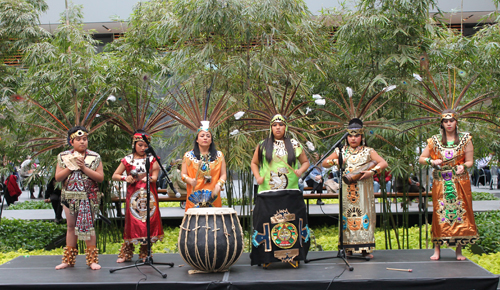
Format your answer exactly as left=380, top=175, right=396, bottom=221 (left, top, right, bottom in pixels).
left=181, top=122, right=227, bottom=211
left=419, top=109, right=477, bottom=260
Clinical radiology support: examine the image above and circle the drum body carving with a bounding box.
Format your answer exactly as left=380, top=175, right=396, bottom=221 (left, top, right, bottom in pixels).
left=178, top=208, right=244, bottom=273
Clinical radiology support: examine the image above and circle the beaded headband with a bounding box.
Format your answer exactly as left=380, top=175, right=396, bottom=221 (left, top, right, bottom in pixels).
left=441, top=112, right=457, bottom=121
left=269, top=114, right=288, bottom=136
left=69, top=130, right=88, bottom=140
left=347, top=128, right=364, bottom=136
left=133, top=133, right=151, bottom=143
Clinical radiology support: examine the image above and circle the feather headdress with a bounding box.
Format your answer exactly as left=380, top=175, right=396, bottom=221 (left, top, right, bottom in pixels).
left=22, top=91, right=111, bottom=156
left=237, top=78, right=317, bottom=140
left=401, top=69, right=498, bottom=131
left=104, top=78, right=176, bottom=137
left=315, top=78, right=397, bottom=141
left=160, top=79, right=234, bottom=133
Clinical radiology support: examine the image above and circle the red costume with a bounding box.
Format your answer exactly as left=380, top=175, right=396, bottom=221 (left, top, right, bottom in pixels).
left=121, top=154, right=164, bottom=245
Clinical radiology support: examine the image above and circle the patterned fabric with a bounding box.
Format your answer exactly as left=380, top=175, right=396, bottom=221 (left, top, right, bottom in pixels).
left=257, top=139, right=303, bottom=193
left=251, top=189, right=310, bottom=265
left=183, top=150, right=224, bottom=211
left=335, top=145, right=376, bottom=253
left=121, top=154, right=164, bottom=245
left=427, top=133, right=478, bottom=246
left=58, top=149, right=101, bottom=241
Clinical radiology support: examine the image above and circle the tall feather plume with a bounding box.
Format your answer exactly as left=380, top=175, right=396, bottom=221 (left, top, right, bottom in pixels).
left=237, top=77, right=316, bottom=140
left=103, top=79, right=177, bottom=136
left=404, top=67, right=499, bottom=130
left=316, top=78, right=397, bottom=140
left=21, top=90, right=111, bottom=156
left=159, top=78, right=235, bottom=133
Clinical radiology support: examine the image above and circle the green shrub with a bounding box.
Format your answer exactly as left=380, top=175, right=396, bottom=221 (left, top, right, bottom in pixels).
left=472, top=192, right=500, bottom=201
left=7, top=200, right=53, bottom=210
left=0, top=219, right=66, bottom=251
left=474, top=210, right=500, bottom=254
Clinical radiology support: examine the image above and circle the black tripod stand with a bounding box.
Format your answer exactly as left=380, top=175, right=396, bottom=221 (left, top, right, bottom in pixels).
left=110, top=135, right=178, bottom=278
left=303, top=132, right=369, bottom=271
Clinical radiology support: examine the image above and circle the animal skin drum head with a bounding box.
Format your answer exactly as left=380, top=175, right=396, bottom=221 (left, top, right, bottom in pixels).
left=185, top=207, right=237, bottom=215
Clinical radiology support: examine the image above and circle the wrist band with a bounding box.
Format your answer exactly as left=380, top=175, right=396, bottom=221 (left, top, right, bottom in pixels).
left=326, top=159, right=334, bottom=166
left=217, top=179, right=226, bottom=188
left=462, top=164, right=468, bottom=170
left=425, top=158, right=432, bottom=165
left=121, top=176, right=126, bottom=181
left=371, top=169, right=377, bottom=175
left=182, top=174, right=188, bottom=183
left=372, top=165, right=381, bottom=174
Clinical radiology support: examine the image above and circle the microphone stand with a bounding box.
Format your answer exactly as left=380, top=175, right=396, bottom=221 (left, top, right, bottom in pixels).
left=110, top=135, right=177, bottom=278
left=304, top=132, right=357, bottom=271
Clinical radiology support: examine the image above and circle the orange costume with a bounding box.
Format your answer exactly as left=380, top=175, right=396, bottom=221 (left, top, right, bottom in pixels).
left=182, top=150, right=224, bottom=211
left=428, top=132, right=478, bottom=246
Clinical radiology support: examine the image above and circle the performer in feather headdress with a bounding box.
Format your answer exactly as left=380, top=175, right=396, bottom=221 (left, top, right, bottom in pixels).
left=109, top=85, right=175, bottom=263
left=22, top=92, right=109, bottom=271
left=161, top=80, right=233, bottom=211
left=244, top=79, right=312, bottom=269
left=411, top=70, right=498, bottom=261
left=321, top=81, right=394, bottom=259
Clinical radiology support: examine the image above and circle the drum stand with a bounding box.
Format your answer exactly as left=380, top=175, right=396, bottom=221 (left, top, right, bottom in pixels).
left=110, top=137, right=177, bottom=278
left=303, top=132, right=370, bottom=271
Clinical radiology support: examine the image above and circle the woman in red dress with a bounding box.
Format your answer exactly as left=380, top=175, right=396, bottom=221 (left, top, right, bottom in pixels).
left=112, top=130, right=164, bottom=262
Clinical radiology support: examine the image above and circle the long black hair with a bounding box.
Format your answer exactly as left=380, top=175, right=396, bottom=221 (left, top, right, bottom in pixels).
left=258, top=134, right=296, bottom=167
left=193, top=131, right=218, bottom=161
left=132, top=129, right=149, bottom=154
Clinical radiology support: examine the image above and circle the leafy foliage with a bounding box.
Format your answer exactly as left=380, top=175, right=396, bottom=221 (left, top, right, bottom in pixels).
left=474, top=210, right=500, bottom=254
left=6, top=200, right=53, bottom=210
left=472, top=191, right=500, bottom=201
left=0, top=219, right=65, bottom=252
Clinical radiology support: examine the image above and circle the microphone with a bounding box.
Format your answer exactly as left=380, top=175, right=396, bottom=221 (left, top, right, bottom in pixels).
left=130, top=169, right=138, bottom=179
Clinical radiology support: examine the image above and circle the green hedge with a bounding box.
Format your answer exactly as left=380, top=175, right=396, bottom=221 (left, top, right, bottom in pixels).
left=7, top=200, right=53, bottom=210
left=0, top=219, right=66, bottom=251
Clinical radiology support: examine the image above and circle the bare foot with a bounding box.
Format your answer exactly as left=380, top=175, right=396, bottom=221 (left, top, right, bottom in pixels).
left=55, top=263, right=71, bottom=270
left=89, top=263, right=101, bottom=270
left=430, top=246, right=440, bottom=260
left=116, top=257, right=127, bottom=263
left=456, top=245, right=466, bottom=261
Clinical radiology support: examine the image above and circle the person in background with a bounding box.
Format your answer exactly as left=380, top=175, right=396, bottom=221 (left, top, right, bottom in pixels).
left=474, top=152, right=494, bottom=186
left=304, top=152, right=326, bottom=205
left=44, top=177, right=63, bottom=223
left=373, top=170, right=392, bottom=193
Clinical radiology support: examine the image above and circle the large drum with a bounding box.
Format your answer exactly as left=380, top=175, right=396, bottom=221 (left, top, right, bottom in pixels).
left=178, top=207, right=244, bottom=273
